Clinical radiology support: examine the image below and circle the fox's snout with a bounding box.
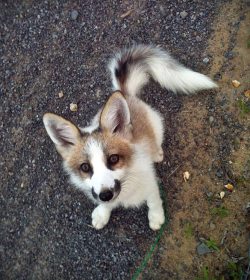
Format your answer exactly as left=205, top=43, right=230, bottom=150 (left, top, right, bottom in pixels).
left=91, top=179, right=121, bottom=202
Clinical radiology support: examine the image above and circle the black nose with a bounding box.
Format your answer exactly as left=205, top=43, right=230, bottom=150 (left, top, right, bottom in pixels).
left=99, top=190, right=113, bottom=202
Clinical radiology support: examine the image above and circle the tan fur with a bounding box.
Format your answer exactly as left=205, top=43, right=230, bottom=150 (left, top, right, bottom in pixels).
left=61, top=131, right=133, bottom=175
left=101, top=132, right=133, bottom=170
left=126, top=96, right=160, bottom=159
left=100, top=93, right=122, bottom=127
left=65, top=138, right=90, bottom=179
left=100, top=91, right=132, bottom=140
left=100, top=92, right=160, bottom=160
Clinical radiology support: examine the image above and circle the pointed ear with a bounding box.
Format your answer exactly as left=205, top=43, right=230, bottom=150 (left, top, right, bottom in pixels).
left=43, top=113, right=81, bottom=152
left=100, top=92, right=131, bottom=137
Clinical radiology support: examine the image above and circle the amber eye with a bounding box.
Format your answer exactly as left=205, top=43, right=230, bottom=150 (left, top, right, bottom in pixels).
left=80, top=163, right=91, bottom=173
left=108, top=154, right=119, bottom=165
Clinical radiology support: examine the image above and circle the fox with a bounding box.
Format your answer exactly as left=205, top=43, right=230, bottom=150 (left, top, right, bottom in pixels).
left=43, top=45, right=217, bottom=230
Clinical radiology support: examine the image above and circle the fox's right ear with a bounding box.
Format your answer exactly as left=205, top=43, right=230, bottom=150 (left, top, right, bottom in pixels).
left=100, top=91, right=131, bottom=139
left=43, top=113, right=81, bottom=156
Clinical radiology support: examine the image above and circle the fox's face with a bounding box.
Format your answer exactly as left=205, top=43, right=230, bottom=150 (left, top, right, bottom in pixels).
left=43, top=92, right=134, bottom=203
left=64, top=132, right=133, bottom=202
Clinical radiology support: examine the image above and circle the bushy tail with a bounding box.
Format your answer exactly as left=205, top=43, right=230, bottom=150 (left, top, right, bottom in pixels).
left=109, top=45, right=217, bottom=96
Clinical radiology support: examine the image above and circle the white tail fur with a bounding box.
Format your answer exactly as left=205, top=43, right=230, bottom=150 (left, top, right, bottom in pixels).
left=109, top=45, right=217, bottom=96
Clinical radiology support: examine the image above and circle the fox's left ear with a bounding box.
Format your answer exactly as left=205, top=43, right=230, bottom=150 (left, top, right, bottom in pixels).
left=43, top=113, right=81, bottom=157
left=100, top=91, right=131, bottom=139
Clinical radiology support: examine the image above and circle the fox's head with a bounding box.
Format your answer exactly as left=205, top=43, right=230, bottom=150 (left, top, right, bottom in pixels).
left=43, top=92, right=134, bottom=203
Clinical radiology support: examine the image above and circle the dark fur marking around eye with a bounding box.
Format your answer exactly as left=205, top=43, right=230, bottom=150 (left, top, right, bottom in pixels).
left=109, top=154, right=119, bottom=164
left=80, top=162, right=93, bottom=178
left=107, top=154, right=120, bottom=170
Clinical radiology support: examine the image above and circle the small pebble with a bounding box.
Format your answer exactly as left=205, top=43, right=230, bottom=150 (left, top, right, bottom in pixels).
left=58, top=91, right=64, bottom=98
left=224, top=183, right=234, bottom=192
left=209, top=116, right=214, bottom=123
left=71, top=10, right=79, bottom=20
left=232, top=80, right=241, bottom=88
left=70, top=103, right=78, bottom=112
left=197, top=243, right=212, bottom=255
left=219, top=191, right=225, bottom=199
left=244, top=89, right=250, bottom=98
left=203, top=57, right=210, bottom=64
left=183, top=171, right=190, bottom=182
left=180, top=11, right=188, bottom=19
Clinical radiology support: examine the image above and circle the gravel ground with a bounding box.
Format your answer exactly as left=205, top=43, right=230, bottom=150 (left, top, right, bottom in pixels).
left=0, top=1, right=227, bottom=279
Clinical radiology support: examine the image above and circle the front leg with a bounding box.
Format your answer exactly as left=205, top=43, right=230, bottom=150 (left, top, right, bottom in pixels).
left=147, top=186, right=165, bottom=231
left=92, top=204, right=112, bottom=230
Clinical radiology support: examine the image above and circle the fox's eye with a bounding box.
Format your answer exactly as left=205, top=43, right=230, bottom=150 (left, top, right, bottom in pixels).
left=108, top=154, right=119, bottom=165
left=80, top=163, right=91, bottom=173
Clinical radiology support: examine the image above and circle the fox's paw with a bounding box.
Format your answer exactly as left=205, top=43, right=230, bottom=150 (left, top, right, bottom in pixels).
left=148, top=208, right=165, bottom=231
left=91, top=205, right=111, bottom=230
